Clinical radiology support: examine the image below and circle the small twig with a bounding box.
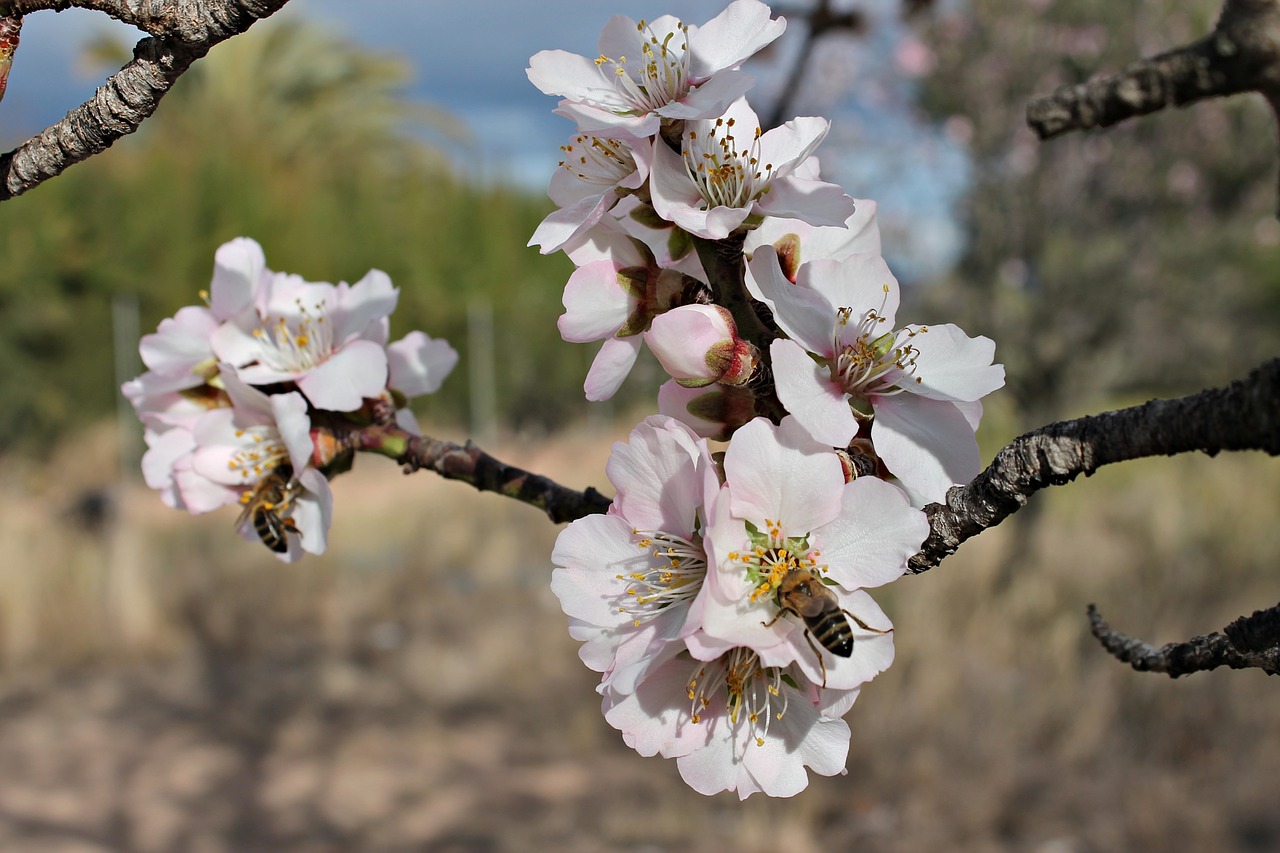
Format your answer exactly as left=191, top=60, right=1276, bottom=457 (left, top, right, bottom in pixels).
left=909, top=358, right=1280, bottom=573
left=1087, top=603, right=1280, bottom=677
left=350, top=425, right=612, bottom=525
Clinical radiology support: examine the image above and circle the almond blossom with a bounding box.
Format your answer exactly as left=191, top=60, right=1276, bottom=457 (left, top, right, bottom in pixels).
left=551, top=416, right=718, bottom=691
left=649, top=97, right=856, bottom=239
left=527, top=0, right=785, bottom=138
left=746, top=248, right=1005, bottom=505
left=644, top=304, right=759, bottom=388
left=692, top=417, right=925, bottom=689
left=529, top=131, right=651, bottom=254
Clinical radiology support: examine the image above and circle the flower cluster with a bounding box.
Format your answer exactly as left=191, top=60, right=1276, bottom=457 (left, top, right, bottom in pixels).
left=535, top=1, right=1004, bottom=796
left=123, top=238, right=458, bottom=562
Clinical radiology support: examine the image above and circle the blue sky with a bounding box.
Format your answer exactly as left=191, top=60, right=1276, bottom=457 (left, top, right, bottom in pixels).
left=1, top=1, right=968, bottom=279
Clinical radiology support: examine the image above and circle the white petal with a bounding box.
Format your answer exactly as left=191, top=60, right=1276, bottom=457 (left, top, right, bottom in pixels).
left=295, top=340, right=388, bottom=412
left=746, top=250, right=835, bottom=354
left=557, top=260, right=635, bottom=343
left=757, top=174, right=857, bottom=227
left=771, top=340, right=858, bottom=448
left=872, top=394, right=981, bottom=506
left=907, top=324, right=1005, bottom=402
left=724, top=416, right=844, bottom=532
left=387, top=331, right=459, bottom=398
left=688, top=0, right=786, bottom=77
left=817, top=477, right=928, bottom=589
left=584, top=336, right=642, bottom=402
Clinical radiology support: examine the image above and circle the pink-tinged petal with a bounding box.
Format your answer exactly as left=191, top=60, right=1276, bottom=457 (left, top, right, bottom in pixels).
left=688, top=0, right=786, bottom=77
left=140, top=427, right=195, bottom=505
left=395, top=407, right=421, bottom=435
left=816, top=476, right=928, bottom=590
left=771, top=340, right=858, bottom=448
left=558, top=260, right=635, bottom=343
left=295, top=340, right=388, bottom=412
left=872, top=394, right=981, bottom=506
left=234, top=363, right=299, bottom=386
left=139, top=306, right=217, bottom=374
left=606, top=416, right=706, bottom=536
left=209, top=237, right=266, bottom=321
left=818, top=685, right=861, bottom=720
left=955, top=399, right=984, bottom=431
left=387, top=331, right=458, bottom=398
left=563, top=220, right=647, bottom=268
left=553, top=515, right=656, bottom=629
left=603, top=659, right=713, bottom=759
left=757, top=117, right=829, bottom=178
left=745, top=250, right=835, bottom=354
left=645, top=305, right=739, bottom=387
left=738, top=696, right=850, bottom=799
left=583, top=336, right=642, bottom=402
left=553, top=99, right=659, bottom=137
left=725, top=416, right=845, bottom=531
left=527, top=49, right=622, bottom=106
left=209, top=321, right=262, bottom=368
left=293, top=468, right=332, bottom=557
left=757, top=174, right=857, bottom=227
left=596, top=13, right=653, bottom=72
left=907, top=324, right=1005, bottom=402
left=530, top=191, right=616, bottom=255
left=654, top=69, right=753, bottom=120
left=219, top=371, right=274, bottom=419
left=270, top=392, right=313, bottom=473
left=799, top=253, right=901, bottom=335
left=649, top=136, right=705, bottom=218
left=333, top=269, right=398, bottom=341
left=174, top=461, right=238, bottom=514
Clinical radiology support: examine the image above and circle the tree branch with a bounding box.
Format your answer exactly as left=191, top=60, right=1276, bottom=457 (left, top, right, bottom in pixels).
left=347, top=424, right=613, bottom=525
left=0, top=0, right=291, bottom=201
left=1087, top=603, right=1280, bottom=677
left=1026, top=0, right=1280, bottom=140
left=909, top=358, right=1280, bottom=573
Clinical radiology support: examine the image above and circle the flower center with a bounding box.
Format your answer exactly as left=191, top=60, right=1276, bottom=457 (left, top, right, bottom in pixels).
left=683, top=117, right=774, bottom=210
left=687, top=648, right=789, bottom=748
left=227, top=427, right=291, bottom=483
left=831, top=286, right=927, bottom=405
left=595, top=18, right=690, bottom=113
left=558, top=134, right=637, bottom=188
left=251, top=297, right=334, bottom=374
left=616, top=528, right=706, bottom=627
left=727, top=518, right=827, bottom=602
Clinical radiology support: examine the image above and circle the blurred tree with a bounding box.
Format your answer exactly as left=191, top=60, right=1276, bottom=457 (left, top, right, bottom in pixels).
left=898, top=0, right=1280, bottom=583
left=0, top=17, right=602, bottom=455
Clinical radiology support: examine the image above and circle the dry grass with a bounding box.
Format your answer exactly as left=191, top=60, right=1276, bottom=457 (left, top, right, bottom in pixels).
left=0, top=418, right=1276, bottom=852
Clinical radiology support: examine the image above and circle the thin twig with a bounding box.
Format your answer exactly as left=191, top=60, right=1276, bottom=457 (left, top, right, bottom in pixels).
left=1087, top=603, right=1280, bottom=677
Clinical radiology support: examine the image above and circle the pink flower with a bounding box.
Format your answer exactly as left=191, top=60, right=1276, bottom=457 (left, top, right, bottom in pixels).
left=551, top=416, right=718, bottom=689
left=645, top=304, right=759, bottom=388
left=557, top=220, right=708, bottom=401
left=649, top=97, right=855, bottom=239
left=603, top=648, right=857, bottom=799
left=527, top=0, right=785, bottom=138
left=747, top=249, right=1005, bottom=504
left=212, top=267, right=399, bottom=413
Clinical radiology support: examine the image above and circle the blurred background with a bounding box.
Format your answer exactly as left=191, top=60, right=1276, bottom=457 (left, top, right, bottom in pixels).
left=0, top=0, right=1279, bottom=850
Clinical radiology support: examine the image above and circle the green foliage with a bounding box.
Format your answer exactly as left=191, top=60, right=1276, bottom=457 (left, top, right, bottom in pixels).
left=0, top=18, right=616, bottom=453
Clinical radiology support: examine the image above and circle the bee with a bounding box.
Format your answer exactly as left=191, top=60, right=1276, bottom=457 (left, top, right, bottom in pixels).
left=763, top=566, right=884, bottom=687
left=237, top=466, right=300, bottom=554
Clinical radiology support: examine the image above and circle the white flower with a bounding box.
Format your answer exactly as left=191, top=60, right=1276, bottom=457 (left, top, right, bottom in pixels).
left=528, top=0, right=786, bottom=138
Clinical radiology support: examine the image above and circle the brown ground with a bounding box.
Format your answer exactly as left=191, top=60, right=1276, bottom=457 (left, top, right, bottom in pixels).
left=0, top=422, right=1276, bottom=852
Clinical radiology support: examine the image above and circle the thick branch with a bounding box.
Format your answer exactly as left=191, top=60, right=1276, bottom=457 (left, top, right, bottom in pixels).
left=1026, top=0, right=1280, bottom=139
left=909, top=358, right=1280, bottom=573
left=1088, top=604, right=1280, bottom=677
left=0, top=0, right=290, bottom=201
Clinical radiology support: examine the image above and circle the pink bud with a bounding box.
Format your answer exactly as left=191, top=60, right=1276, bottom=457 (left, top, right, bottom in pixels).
left=645, top=305, right=759, bottom=388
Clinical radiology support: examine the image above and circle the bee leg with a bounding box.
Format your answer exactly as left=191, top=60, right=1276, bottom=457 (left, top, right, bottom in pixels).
left=761, top=610, right=787, bottom=629
left=844, top=609, right=891, bottom=635
left=803, top=628, right=828, bottom=688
